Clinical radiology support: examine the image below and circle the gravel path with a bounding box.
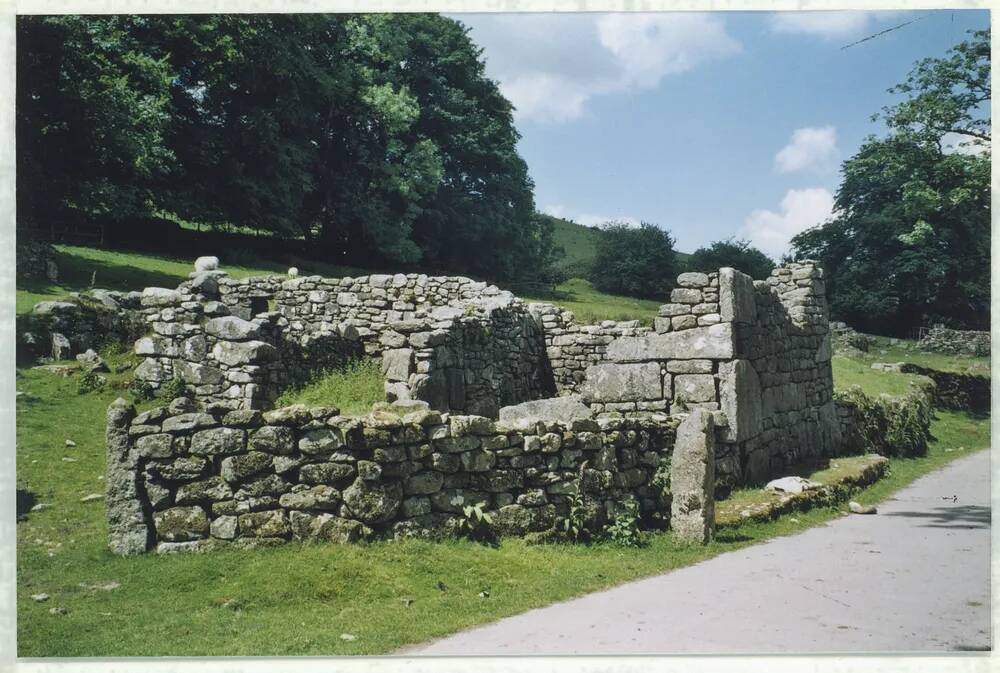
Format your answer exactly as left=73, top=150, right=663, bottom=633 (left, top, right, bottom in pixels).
left=406, top=450, right=991, bottom=654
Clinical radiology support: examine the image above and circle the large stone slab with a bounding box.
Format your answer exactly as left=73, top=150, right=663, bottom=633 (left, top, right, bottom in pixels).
left=607, top=323, right=734, bottom=363
left=719, top=267, right=757, bottom=324
left=670, top=408, right=715, bottom=544
left=498, top=395, right=592, bottom=425
left=580, top=362, right=662, bottom=403
left=718, top=359, right=762, bottom=443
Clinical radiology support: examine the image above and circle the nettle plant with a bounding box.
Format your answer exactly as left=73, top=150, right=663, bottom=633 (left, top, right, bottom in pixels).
left=556, top=490, right=590, bottom=543
left=453, top=497, right=494, bottom=543
left=605, top=497, right=643, bottom=548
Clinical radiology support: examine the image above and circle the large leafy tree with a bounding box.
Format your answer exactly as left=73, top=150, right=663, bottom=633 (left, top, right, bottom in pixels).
left=17, top=14, right=557, bottom=282
left=17, top=16, right=174, bottom=228
left=792, top=29, right=990, bottom=335
left=589, top=222, right=677, bottom=300
left=686, top=238, right=775, bottom=280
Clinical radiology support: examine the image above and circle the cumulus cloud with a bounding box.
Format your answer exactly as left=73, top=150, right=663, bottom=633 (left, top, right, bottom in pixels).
left=739, top=188, right=835, bottom=258
left=770, top=11, right=874, bottom=39
left=543, top=204, right=640, bottom=228
left=775, top=126, right=839, bottom=174
left=455, top=13, right=741, bottom=123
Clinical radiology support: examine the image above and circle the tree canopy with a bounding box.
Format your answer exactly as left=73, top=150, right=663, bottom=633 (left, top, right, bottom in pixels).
left=17, top=14, right=557, bottom=282
left=589, top=222, right=677, bottom=300
left=686, top=238, right=775, bottom=280
left=791, top=29, right=990, bottom=335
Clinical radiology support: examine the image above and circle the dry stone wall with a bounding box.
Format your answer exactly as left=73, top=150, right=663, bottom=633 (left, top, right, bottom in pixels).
left=108, top=398, right=677, bottom=553
left=917, top=327, right=990, bottom=357
left=109, top=257, right=848, bottom=553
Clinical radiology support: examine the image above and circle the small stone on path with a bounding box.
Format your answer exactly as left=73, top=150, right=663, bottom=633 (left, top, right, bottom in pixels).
left=849, top=501, right=877, bottom=515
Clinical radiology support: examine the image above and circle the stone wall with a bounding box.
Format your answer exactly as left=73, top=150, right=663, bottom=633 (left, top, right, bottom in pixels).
left=133, top=272, right=553, bottom=414
left=108, top=398, right=678, bottom=553
left=918, top=327, right=990, bottom=357
left=566, top=262, right=840, bottom=487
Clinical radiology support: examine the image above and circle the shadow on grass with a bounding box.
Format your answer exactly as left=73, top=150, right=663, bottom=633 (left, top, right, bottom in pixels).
left=19, top=249, right=188, bottom=296
left=16, top=489, right=36, bottom=520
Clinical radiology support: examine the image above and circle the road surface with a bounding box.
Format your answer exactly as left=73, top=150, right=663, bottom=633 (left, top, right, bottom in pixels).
left=406, top=450, right=991, bottom=654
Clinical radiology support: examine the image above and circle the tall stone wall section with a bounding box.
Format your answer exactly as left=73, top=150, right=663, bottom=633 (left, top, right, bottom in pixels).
left=568, top=262, right=839, bottom=487
left=111, top=400, right=677, bottom=553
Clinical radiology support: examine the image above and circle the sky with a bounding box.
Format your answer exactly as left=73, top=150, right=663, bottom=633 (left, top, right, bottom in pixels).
left=450, top=10, right=991, bottom=257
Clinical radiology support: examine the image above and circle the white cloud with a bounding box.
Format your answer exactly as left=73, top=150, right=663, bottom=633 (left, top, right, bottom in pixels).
left=739, top=188, right=835, bottom=258
left=770, top=12, right=874, bottom=39
left=775, top=126, right=838, bottom=174
left=543, top=204, right=640, bottom=228
left=941, top=131, right=990, bottom=156
left=455, top=13, right=741, bottom=123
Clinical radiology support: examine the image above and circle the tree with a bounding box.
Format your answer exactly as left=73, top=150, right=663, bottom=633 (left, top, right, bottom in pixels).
left=17, top=16, right=174, bottom=228
left=686, top=238, right=775, bottom=280
left=17, top=14, right=558, bottom=283
left=791, top=30, right=990, bottom=335
left=589, top=222, right=677, bottom=299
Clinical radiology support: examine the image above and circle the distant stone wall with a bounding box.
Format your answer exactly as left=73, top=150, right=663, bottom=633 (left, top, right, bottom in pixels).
left=918, top=327, right=990, bottom=357
left=108, top=399, right=678, bottom=554
left=133, top=272, right=553, bottom=414
left=528, top=304, right=651, bottom=394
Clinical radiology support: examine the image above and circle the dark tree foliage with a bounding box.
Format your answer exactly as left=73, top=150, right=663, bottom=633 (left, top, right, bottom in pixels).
left=589, top=222, right=677, bottom=300
left=791, top=30, right=990, bottom=336
left=16, top=14, right=558, bottom=283
left=686, top=238, right=775, bottom=280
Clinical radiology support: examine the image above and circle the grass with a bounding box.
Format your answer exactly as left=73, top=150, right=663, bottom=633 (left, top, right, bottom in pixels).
left=14, top=242, right=992, bottom=656
left=16, top=244, right=368, bottom=316
left=274, top=359, right=385, bottom=416
left=522, top=277, right=662, bottom=325
left=15, top=341, right=990, bottom=655
left=831, top=355, right=931, bottom=397
left=843, top=334, right=990, bottom=374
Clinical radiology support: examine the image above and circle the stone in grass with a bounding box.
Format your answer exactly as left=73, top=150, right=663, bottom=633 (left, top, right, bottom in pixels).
left=49, top=607, right=67, bottom=615
left=80, top=493, right=104, bottom=503
left=31, top=593, right=49, bottom=602
left=65, top=439, right=77, bottom=447
left=849, top=501, right=877, bottom=515
left=765, top=476, right=823, bottom=495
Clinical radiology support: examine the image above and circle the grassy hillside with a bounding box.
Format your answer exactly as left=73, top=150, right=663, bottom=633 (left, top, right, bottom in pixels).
left=17, top=245, right=663, bottom=323
left=547, top=215, right=691, bottom=279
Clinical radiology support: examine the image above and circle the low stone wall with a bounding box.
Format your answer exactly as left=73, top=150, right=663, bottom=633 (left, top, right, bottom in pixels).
left=107, top=398, right=678, bottom=554
left=918, top=327, right=990, bottom=357
left=899, top=364, right=990, bottom=413
left=19, top=291, right=145, bottom=362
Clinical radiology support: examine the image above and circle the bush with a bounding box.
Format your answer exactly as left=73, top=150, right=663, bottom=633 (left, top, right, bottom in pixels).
left=685, top=238, right=775, bottom=280
left=835, top=385, right=932, bottom=457
left=76, top=370, right=106, bottom=394
left=128, top=378, right=155, bottom=402
left=454, top=500, right=495, bottom=544
left=588, top=222, right=677, bottom=300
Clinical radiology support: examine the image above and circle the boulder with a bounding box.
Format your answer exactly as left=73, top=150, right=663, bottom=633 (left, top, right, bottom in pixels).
left=211, top=340, right=276, bottom=366
left=194, top=256, right=220, bottom=272
left=581, top=363, right=662, bottom=403
left=608, top=323, right=734, bottom=362
left=764, top=476, right=822, bottom=494
left=499, top=395, right=593, bottom=425
left=204, top=316, right=262, bottom=341
left=342, top=478, right=402, bottom=524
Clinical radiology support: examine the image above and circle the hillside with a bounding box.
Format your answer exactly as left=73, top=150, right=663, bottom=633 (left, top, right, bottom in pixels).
left=547, top=215, right=691, bottom=277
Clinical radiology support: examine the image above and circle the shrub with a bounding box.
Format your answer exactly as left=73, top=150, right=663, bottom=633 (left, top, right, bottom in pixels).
left=275, top=358, right=383, bottom=416
left=76, top=370, right=106, bottom=394
left=605, top=497, right=643, bottom=548
left=835, top=385, right=932, bottom=457
left=128, top=378, right=155, bottom=402
left=588, top=222, right=677, bottom=300
left=157, top=377, right=187, bottom=401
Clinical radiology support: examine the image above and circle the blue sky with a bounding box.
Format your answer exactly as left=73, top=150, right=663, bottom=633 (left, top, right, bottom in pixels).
left=451, top=10, right=991, bottom=256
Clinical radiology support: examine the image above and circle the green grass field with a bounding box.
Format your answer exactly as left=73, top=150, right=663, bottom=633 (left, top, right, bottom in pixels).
left=14, top=242, right=991, bottom=656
